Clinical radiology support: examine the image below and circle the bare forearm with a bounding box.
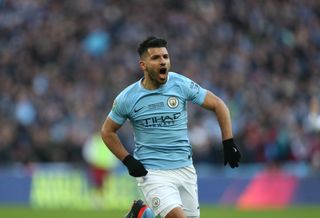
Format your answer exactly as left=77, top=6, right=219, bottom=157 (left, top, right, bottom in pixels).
left=201, top=91, right=241, bottom=167
left=101, top=131, right=129, bottom=161
left=202, top=91, right=233, bottom=140
left=214, top=99, right=233, bottom=140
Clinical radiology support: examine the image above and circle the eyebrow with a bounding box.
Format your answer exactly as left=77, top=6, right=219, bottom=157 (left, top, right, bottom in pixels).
left=150, top=53, right=168, bottom=58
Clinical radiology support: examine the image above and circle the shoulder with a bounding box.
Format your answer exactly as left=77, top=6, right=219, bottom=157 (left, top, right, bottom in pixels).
left=169, top=71, right=188, bottom=80
left=168, top=71, right=194, bottom=87
left=168, top=71, right=191, bottom=84
left=118, top=81, right=139, bottom=99
left=115, top=81, right=140, bottom=104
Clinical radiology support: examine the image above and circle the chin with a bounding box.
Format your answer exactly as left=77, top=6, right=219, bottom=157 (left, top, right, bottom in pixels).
left=159, top=79, right=167, bottom=84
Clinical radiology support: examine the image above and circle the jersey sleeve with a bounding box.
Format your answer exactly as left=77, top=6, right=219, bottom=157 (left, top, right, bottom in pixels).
left=108, top=93, right=128, bottom=125
left=180, top=75, right=207, bottom=105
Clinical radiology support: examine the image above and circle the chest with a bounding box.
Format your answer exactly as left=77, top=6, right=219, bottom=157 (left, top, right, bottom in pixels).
left=130, top=94, right=186, bottom=120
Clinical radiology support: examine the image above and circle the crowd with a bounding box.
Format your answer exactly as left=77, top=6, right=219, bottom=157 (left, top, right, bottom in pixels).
left=0, top=0, right=320, bottom=168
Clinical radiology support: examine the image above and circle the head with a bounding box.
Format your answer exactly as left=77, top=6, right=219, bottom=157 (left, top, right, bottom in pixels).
left=137, top=36, right=171, bottom=88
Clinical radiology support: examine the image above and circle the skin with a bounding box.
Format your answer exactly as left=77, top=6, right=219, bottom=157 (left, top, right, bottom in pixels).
left=101, top=46, right=233, bottom=218
left=140, top=47, right=171, bottom=90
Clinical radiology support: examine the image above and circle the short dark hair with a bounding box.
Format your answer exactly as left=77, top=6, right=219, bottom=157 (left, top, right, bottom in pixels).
left=137, top=36, right=167, bottom=57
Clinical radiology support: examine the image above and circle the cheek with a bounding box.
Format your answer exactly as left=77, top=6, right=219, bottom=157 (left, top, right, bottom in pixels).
left=146, top=67, right=158, bottom=79
left=146, top=64, right=157, bottom=73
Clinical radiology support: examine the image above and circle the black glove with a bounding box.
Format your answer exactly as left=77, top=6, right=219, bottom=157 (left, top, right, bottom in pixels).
left=122, top=155, right=148, bottom=177
left=223, top=138, right=241, bottom=168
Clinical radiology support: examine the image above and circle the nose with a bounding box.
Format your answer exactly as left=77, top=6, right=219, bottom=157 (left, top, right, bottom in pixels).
left=160, top=57, right=166, bottom=66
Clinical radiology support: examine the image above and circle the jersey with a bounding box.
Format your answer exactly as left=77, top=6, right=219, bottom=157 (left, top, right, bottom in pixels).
left=108, top=72, right=207, bottom=170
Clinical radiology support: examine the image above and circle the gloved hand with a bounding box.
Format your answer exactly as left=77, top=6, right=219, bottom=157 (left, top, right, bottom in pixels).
left=223, top=138, right=241, bottom=168
left=122, top=155, right=148, bottom=177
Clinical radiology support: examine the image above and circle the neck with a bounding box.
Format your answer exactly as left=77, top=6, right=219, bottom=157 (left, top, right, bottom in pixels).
left=142, top=76, right=161, bottom=90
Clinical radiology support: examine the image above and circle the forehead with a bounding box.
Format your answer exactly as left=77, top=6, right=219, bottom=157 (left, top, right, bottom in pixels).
left=146, top=47, right=168, bottom=57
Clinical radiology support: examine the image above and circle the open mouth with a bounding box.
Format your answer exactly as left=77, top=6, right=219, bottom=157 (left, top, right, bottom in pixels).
left=159, top=68, right=167, bottom=74
left=159, top=68, right=167, bottom=81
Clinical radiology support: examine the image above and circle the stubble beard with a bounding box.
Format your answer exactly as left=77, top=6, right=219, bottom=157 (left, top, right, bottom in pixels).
left=146, top=67, right=165, bottom=87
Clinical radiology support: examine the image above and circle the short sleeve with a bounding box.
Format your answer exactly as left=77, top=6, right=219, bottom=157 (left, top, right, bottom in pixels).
left=180, top=75, right=207, bottom=105
left=108, top=94, right=128, bottom=125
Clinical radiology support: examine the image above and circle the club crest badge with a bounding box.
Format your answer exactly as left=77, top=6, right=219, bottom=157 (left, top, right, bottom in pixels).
left=167, top=96, right=179, bottom=109
left=152, top=197, right=160, bottom=208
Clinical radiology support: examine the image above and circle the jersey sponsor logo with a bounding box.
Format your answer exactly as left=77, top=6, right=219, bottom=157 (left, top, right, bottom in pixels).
left=167, top=96, right=179, bottom=108
left=138, top=112, right=181, bottom=128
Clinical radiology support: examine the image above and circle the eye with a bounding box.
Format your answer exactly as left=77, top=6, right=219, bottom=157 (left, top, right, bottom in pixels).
left=151, top=55, right=159, bottom=60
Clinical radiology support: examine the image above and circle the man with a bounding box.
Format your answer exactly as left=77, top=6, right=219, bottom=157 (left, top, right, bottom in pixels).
left=101, top=36, right=241, bottom=218
left=82, top=131, right=118, bottom=208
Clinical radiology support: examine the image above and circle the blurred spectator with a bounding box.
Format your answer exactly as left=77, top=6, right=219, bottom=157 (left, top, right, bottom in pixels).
left=0, top=0, right=320, bottom=167
left=83, top=29, right=110, bottom=57
left=14, top=93, right=36, bottom=126
left=306, top=96, right=320, bottom=170
left=307, top=96, right=320, bottom=132
left=82, top=131, right=118, bottom=208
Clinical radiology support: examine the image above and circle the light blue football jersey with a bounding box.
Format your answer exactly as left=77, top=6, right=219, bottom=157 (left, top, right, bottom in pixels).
left=108, top=72, right=207, bottom=170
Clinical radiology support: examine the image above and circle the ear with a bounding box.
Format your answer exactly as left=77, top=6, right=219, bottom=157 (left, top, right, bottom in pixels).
left=139, top=60, right=146, bottom=71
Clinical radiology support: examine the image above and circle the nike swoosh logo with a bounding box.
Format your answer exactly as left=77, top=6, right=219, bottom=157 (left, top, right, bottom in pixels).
left=233, top=147, right=237, bottom=152
left=134, top=107, right=144, bottom=113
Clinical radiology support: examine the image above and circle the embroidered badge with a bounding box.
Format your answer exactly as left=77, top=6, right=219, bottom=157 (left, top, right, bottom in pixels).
left=167, top=96, right=179, bottom=109
left=152, top=197, right=161, bottom=208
